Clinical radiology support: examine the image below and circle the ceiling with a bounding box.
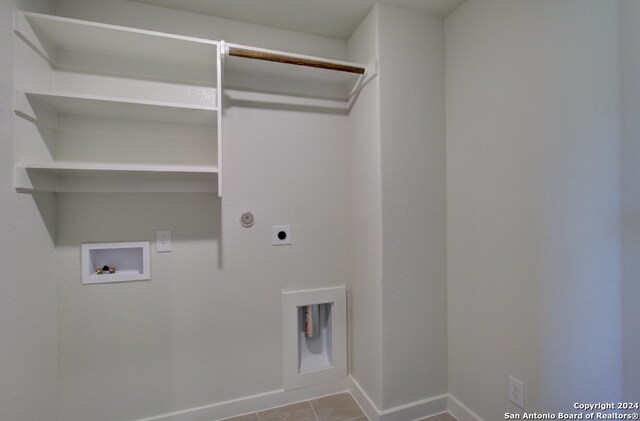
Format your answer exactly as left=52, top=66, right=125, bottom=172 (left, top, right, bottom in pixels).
left=129, top=0, right=465, bottom=39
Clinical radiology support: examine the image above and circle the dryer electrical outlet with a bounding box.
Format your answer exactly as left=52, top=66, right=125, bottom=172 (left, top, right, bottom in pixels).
left=272, top=225, right=292, bottom=245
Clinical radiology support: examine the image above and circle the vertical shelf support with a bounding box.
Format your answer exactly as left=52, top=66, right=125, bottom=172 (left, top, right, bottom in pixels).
left=217, top=41, right=225, bottom=197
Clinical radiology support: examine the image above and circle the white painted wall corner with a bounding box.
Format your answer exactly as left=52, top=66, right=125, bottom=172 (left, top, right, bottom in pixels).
left=447, top=394, right=484, bottom=421
left=348, top=376, right=449, bottom=421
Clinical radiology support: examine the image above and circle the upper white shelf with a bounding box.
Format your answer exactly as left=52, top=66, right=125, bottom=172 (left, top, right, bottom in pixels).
left=223, top=42, right=377, bottom=104
left=17, top=89, right=217, bottom=125
left=225, top=42, right=367, bottom=84
left=14, top=11, right=219, bottom=69
left=225, top=43, right=366, bottom=81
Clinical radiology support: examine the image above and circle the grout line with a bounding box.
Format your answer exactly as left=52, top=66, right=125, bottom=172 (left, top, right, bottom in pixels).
left=308, top=400, right=320, bottom=421
left=224, top=393, right=369, bottom=421
left=435, top=413, right=458, bottom=421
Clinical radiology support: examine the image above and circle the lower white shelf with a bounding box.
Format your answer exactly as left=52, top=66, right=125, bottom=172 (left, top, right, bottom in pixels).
left=15, top=162, right=218, bottom=193
left=17, top=89, right=218, bottom=125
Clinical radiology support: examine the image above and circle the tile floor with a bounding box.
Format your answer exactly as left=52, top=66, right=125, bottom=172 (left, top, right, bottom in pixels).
left=221, top=392, right=458, bottom=421
left=418, top=411, right=459, bottom=421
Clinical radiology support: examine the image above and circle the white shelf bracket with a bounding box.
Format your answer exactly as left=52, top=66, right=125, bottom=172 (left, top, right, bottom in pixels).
left=14, top=12, right=57, bottom=64
left=348, top=59, right=378, bottom=98
left=15, top=166, right=59, bottom=192
left=347, top=59, right=378, bottom=110
left=221, top=40, right=229, bottom=57
left=363, top=59, right=379, bottom=86
left=14, top=89, right=59, bottom=128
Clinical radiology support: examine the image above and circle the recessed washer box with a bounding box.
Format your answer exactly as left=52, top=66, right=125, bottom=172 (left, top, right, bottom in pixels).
left=81, top=241, right=150, bottom=284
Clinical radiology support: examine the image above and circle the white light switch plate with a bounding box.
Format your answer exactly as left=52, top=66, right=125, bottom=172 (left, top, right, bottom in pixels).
left=156, top=230, right=172, bottom=252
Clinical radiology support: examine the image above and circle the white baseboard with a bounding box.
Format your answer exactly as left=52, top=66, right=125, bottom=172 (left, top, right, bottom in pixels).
left=348, top=376, right=381, bottom=421
left=447, top=394, right=484, bottom=421
left=348, top=376, right=448, bottom=421
left=136, top=379, right=348, bottom=421
left=133, top=377, right=482, bottom=421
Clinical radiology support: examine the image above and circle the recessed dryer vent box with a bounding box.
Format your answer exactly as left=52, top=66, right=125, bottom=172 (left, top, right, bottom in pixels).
left=81, top=241, right=150, bottom=284
left=282, top=286, right=346, bottom=390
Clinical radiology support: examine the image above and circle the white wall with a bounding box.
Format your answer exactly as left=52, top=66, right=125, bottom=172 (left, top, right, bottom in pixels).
left=0, top=1, right=57, bottom=420
left=53, top=1, right=350, bottom=420
left=347, top=5, right=384, bottom=409
left=446, top=1, right=623, bottom=419
left=347, top=4, right=447, bottom=414
left=377, top=4, right=447, bottom=410
left=620, top=0, right=640, bottom=401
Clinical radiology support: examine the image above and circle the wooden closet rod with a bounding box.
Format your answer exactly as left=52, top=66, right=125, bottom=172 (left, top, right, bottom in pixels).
left=228, top=47, right=366, bottom=75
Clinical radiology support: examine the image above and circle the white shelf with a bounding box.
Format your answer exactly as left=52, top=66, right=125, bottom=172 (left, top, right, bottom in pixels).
left=223, top=42, right=376, bottom=106
left=18, top=162, right=218, bottom=174
left=12, top=12, right=377, bottom=197
left=225, top=42, right=365, bottom=84
left=17, top=89, right=217, bottom=125
left=14, top=11, right=223, bottom=197
left=16, top=163, right=218, bottom=193
left=15, top=11, right=218, bottom=69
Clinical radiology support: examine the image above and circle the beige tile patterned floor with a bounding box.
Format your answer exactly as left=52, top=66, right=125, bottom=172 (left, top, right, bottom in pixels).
left=418, top=411, right=459, bottom=421
left=221, top=392, right=458, bottom=421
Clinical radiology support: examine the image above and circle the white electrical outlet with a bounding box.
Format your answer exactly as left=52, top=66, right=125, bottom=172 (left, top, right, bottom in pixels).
left=156, top=230, right=172, bottom=252
left=508, top=375, right=525, bottom=409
